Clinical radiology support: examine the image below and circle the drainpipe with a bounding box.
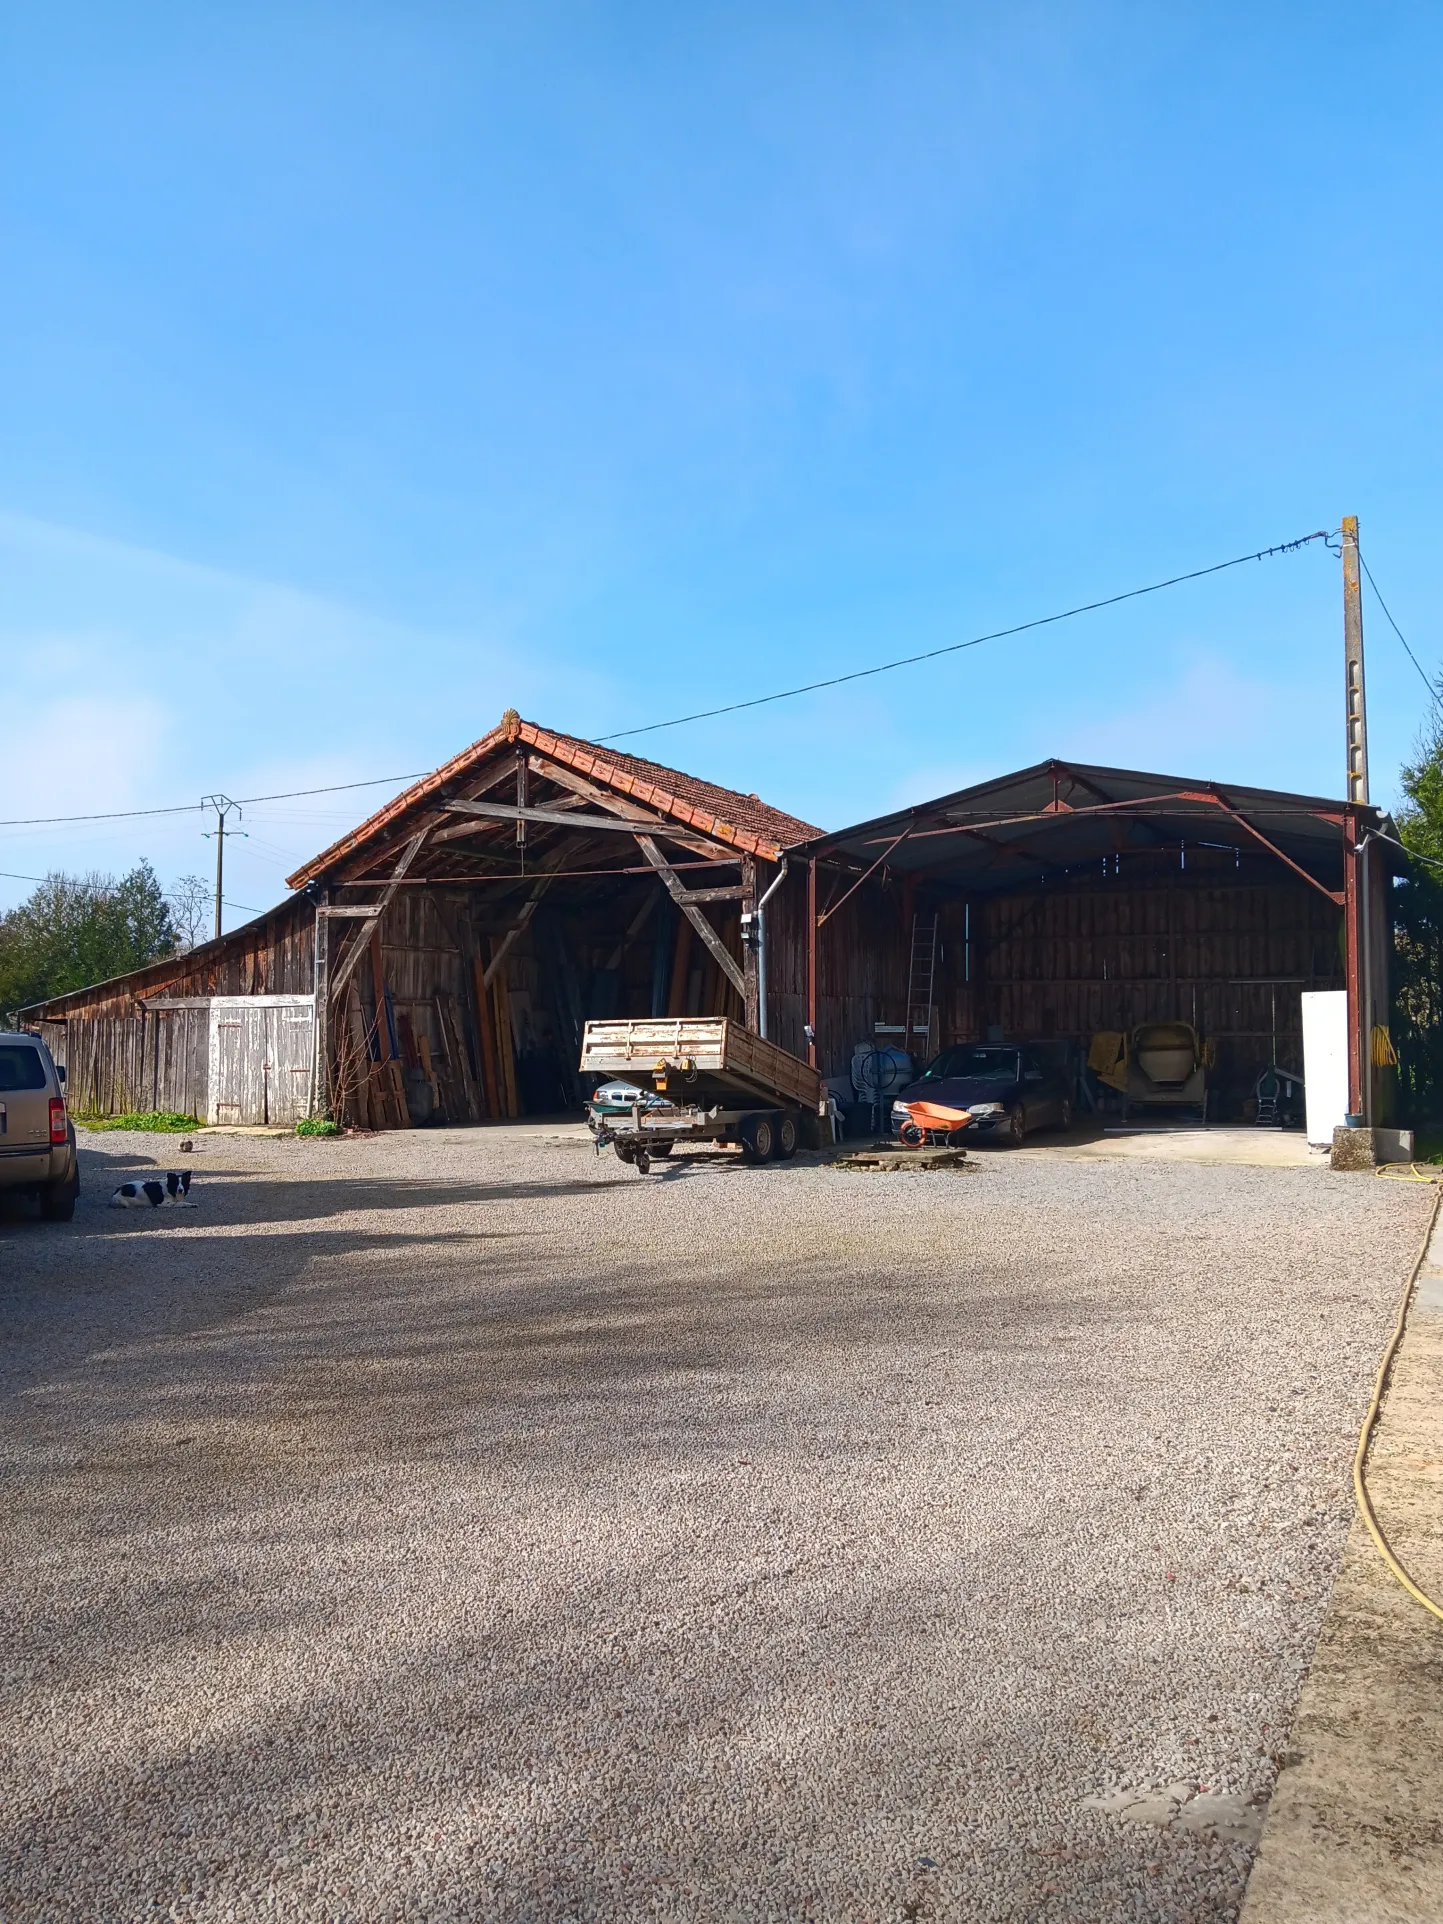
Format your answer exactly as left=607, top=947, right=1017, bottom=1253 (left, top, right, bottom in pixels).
left=754, top=858, right=789, bottom=1041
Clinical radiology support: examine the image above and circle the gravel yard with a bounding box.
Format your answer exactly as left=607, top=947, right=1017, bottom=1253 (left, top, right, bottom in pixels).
left=0, top=1126, right=1430, bottom=1924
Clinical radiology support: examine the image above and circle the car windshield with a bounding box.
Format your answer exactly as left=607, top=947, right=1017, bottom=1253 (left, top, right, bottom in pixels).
left=922, top=1047, right=1020, bottom=1082
left=0, top=1046, right=47, bottom=1091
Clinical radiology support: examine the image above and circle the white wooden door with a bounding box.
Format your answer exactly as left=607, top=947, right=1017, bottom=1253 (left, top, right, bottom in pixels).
left=207, top=997, right=316, bottom=1125
left=264, top=1003, right=316, bottom=1124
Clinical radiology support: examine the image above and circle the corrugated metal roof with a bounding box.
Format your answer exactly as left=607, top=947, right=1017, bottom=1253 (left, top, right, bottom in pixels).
left=789, top=757, right=1394, bottom=897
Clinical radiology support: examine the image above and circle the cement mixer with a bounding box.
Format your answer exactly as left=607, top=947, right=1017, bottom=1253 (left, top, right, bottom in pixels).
left=1123, top=1021, right=1209, bottom=1123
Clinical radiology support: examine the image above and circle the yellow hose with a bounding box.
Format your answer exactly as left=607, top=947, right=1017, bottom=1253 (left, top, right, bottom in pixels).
left=1374, top=1161, right=1440, bottom=1183
left=1352, top=1184, right=1443, bottom=1623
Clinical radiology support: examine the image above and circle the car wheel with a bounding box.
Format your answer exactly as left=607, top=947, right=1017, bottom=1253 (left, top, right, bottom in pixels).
left=741, top=1114, right=776, bottom=1164
left=774, top=1114, right=799, bottom=1160
left=1004, top=1105, right=1026, bottom=1147
left=40, top=1178, right=76, bottom=1222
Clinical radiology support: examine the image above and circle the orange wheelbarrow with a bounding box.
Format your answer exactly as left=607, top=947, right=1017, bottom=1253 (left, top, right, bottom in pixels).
left=895, top=1100, right=974, bottom=1148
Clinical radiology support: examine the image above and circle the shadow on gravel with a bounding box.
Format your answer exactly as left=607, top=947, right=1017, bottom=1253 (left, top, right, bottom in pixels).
left=0, top=1144, right=1430, bottom=1922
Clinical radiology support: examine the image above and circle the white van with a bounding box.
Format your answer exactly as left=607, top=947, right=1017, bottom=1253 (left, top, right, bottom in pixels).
left=0, top=1031, right=79, bottom=1221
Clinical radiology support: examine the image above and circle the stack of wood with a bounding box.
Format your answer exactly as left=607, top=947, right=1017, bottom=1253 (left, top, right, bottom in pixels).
left=333, top=929, right=523, bottom=1130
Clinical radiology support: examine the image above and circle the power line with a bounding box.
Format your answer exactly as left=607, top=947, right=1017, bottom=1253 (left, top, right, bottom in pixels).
left=0, top=865, right=259, bottom=911
left=1358, top=550, right=1438, bottom=704
left=0, top=527, right=1335, bottom=826
left=596, top=529, right=1332, bottom=742
left=0, top=771, right=431, bottom=831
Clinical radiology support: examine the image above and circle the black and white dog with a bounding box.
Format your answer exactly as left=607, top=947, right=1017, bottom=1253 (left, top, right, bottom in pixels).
left=110, top=1171, right=194, bottom=1209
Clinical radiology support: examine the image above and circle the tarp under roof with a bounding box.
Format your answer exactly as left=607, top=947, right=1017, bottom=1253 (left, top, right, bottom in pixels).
left=789, top=757, right=1395, bottom=899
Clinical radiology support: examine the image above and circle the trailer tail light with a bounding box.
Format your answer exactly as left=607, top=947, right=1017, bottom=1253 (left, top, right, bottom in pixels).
left=49, top=1097, right=67, bottom=1144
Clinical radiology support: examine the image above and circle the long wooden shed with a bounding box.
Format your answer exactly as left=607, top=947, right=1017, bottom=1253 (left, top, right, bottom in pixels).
left=23, top=713, right=817, bottom=1128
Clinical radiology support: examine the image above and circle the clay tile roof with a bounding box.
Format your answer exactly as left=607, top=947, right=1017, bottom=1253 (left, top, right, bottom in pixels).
left=286, top=714, right=821, bottom=887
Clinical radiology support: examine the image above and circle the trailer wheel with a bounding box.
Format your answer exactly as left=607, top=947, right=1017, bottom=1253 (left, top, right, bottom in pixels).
left=775, top=1113, right=799, bottom=1160
left=613, top=1142, right=635, bottom=1165
left=649, top=1140, right=673, bottom=1157
left=741, top=1114, right=776, bottom=1164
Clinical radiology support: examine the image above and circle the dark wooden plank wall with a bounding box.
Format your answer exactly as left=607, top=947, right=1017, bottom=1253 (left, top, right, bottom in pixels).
left=766, top=849, right=1344, bottom=1099
left=957, top=865, right=1343, bottom=1093
left=344, top=883, right=747, bottom=1125
left=763, top=867, right=910, bottom=1077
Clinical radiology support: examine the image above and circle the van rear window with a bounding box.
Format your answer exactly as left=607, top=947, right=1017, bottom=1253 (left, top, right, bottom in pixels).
left=0, top=1046, right=47, bottom=1091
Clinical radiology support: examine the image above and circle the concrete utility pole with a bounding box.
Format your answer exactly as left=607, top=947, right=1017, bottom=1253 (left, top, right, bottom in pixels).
left=1339, top=516, right=1370, bottom=1123
left=202, top=795, right=242, bottom=941
left=1341, top=515, right=1369, bottom=804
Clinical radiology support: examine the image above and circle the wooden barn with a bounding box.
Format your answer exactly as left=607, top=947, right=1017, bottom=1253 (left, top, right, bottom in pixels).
left=23, top=713, right=816, bottom=1127
left=774, top=758, right=1397, bottom=1126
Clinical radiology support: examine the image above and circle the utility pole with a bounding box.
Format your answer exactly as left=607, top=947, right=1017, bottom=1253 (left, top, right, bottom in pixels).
left=1341, top=515, right=1369, bottom=803
left=1339, top=516, right=1369, bottom=1122
left=202, top=795, right=243, bottom=941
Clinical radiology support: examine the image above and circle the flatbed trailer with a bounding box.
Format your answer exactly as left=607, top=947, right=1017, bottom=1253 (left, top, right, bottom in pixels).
left=579, top=1018, right=825, bottom=1172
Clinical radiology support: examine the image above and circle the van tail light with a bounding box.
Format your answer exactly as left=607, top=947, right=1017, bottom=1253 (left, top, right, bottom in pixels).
left=49, top=1097, right=67, bottom=1144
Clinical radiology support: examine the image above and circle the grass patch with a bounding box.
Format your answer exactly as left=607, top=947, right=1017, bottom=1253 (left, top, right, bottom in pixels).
left=1411, top=1129, right=1443, bottom=1166
left=295, top=1117, right=340, bottom=1137
left=78, top=1110, right=199, bottom=1134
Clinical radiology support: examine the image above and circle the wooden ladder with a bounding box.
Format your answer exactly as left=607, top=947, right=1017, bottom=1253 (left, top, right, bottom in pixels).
left=905, top=914, right=939, bottom=1060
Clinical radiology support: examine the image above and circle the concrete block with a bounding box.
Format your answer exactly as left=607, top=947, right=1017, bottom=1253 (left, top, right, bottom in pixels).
left=1331, top=1127, right=1375, bottom=1170
left=1331, top=1127, right=1417, bottom=1170
left=1374, top=1127, right=1415, bottom=1164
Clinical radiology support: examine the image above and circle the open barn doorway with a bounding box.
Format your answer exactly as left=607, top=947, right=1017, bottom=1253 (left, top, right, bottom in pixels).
left=289, top=715, right=815, bottom=1129
left=771, top=759, right=1397, bottom=1135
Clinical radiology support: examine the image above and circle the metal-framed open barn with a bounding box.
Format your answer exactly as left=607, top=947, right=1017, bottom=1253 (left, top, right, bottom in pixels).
left=771, top=757, right=1397, bottom=1125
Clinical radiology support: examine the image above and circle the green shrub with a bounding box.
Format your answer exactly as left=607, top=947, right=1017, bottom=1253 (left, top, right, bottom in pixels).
left=295, top=1117, right=340, bottom=1137
left=79, top=1111, right=199, bottom=1133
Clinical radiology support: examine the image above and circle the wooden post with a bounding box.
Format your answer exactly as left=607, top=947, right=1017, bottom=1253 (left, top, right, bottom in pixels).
left=1344, top=806, right=1363, bottom=1119
left=741, top=855, right=760, bottom=1033
left=807, top=857, right=818, bottom=1069
left=472, top=955, right=501, bottom=1118
left=313, top=891, right=331, bottom=1118
left=635, top=835, right=747, bottom=1001
left=346, top=987, right=372, bottom=1129
left=667, top=913, right=693, bottom=1017
left=1342, top=515, right=1369, bottom=805
left=369, top=929, right=410, bottom=1128
left=491, top=956, right=520, bottom=1116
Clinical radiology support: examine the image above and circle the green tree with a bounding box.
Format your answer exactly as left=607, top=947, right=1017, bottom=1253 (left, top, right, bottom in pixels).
left=1393, top=702, right=1443, bottom=1121
left=0, top=862, right=178, bottom=1020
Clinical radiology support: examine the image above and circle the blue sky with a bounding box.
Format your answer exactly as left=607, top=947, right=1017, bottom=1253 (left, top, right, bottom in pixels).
left=3, top=4, right=1441, bottom=923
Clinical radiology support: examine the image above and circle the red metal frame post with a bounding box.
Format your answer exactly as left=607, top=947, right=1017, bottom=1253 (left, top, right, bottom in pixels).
left=807, top=857, right=818, bottom=1069
left=1344, top=807, right=1363, bottom=1117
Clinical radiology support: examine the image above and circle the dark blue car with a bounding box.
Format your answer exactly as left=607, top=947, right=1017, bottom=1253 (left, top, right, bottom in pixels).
left=892, top=1044, right=1072, bottom=1146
